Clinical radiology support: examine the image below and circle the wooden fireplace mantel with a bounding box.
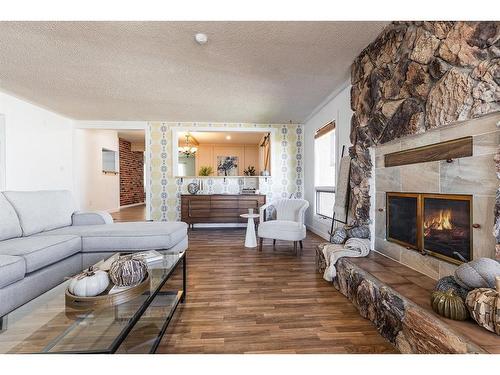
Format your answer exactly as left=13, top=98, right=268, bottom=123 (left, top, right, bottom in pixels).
left=384, top=136, right=473, bottom=167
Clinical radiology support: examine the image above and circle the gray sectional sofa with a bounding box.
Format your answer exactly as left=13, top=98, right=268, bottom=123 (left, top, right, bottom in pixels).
left=0, top=190, right=188, bottom=317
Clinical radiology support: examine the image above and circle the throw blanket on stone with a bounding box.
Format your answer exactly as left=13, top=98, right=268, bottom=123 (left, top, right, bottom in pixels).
left=322, top=238, right=371, bottom=282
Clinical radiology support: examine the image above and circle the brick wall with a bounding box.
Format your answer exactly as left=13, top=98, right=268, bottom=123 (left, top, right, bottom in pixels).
left=119, top=138, right=145, bottom=206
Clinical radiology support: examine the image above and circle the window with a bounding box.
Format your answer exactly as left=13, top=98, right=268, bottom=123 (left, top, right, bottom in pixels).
left=102, top=148, right=118, bottom=173
left=314, top=121, right=335, bottom=218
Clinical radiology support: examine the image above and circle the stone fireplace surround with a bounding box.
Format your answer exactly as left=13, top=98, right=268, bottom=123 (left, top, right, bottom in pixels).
left=347, top=21, right=500, bottom=278
left=373, top=113, right=499, bottom=279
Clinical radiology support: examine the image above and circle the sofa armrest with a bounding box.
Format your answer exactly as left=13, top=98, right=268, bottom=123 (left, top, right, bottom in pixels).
left=72, top=211, right=114, bottom=226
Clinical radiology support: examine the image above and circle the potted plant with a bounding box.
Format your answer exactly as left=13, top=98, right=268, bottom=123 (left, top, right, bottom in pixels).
left=243, top=166, right=256, bottom=176
left=198, top=166, right=213, bottom=176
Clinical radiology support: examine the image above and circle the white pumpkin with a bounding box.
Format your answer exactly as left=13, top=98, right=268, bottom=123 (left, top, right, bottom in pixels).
left=68, top=267, right=109, bottom=297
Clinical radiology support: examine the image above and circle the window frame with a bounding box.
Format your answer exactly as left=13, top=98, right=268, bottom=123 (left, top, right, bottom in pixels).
left=313, top=121, right=336, bottom=220
left=315, top=186, right=335, bottom=219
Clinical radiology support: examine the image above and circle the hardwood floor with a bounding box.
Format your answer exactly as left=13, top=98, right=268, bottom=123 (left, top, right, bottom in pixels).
left=158, top=228, right=397, bottom=354
left=111, top=204, right=146, bottom=222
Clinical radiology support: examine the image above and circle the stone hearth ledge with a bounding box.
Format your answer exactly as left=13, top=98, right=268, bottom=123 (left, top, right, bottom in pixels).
left=331, top=252, right=499, bottom=354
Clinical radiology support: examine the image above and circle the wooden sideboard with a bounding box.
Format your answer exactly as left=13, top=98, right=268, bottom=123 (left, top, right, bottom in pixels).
left=181, top=194, right=266, bottom=228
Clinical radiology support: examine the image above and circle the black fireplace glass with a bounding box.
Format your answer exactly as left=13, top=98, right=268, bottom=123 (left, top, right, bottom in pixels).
left=423, top=197, right=471, bottom=262
left=387, top=195, right=418, bottom=247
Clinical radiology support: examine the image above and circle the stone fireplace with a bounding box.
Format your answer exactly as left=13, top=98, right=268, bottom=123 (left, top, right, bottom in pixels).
left=386, top=192, right=472, bottom=265
left=347, top=21, right=499, bottom=279
left=373, top=113, right=498, bottom=279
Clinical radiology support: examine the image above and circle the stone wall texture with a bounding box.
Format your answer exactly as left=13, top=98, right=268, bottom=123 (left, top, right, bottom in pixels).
left=333, top=256, right=488, bottom=353
left=119, top=138, right=145, bottom=206
left=349, top=21, right=500, bottom=226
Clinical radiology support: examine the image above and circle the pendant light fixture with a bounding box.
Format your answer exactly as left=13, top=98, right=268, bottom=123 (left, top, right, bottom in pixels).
left=179, top=134, right=198, bottom=157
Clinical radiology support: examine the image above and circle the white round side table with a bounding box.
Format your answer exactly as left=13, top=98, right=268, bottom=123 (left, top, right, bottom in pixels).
left=240, top=213, right=260, bottom=248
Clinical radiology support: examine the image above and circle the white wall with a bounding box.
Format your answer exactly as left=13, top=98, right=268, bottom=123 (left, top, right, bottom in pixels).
left=303, top=83, right=352, bottom=239
left=73, top=129, right=120, bottom=212
left=0, top=115, right=5, bottom=190
left=0, top=91, right=74, bottom=191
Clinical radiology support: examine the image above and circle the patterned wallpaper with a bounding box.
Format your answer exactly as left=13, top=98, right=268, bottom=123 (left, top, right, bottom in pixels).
left=148, top=122, right=304, bottom=221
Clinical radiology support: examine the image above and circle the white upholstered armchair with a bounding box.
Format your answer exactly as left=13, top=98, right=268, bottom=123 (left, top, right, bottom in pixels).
left=258, top=199, right=309, bottom=255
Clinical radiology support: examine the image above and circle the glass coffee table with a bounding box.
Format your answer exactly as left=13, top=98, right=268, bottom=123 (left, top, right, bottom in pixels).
left=0, top=251, right=186, bottom=354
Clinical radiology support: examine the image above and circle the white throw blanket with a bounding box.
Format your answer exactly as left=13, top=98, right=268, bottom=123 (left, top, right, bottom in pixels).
left=322, top=238, right=371, bottom=281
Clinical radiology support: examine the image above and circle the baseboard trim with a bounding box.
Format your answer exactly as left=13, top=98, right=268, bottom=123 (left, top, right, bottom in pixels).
left=192, top=223, right=247, bottom=228
left=306, top=225, right=330, bottom=241
left=119, top=202, right=145, bottom=209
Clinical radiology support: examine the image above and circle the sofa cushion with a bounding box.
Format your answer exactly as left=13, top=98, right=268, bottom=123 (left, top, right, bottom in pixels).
left=0, top=255, right=26, bottom=288
left=258, top=220, right=306, bottom=241
left=38, top=221, right=188, bottom=253
left=0, top=235, right=81, bottom=273
left=3, top=190, right=76, bottom=236
left=0, top=193, right=22, bottom=241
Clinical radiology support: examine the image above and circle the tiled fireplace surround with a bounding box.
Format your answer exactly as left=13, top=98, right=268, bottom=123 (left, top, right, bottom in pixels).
left=373, top=112, right=499, bottom=280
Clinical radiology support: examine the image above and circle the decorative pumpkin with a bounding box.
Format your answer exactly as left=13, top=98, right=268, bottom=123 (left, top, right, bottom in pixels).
left=430, top=289, right=469, bottom=321
left=68, top=266, right=109, bottom=297
left=465, top=276, right=500, bottom=335
left=346, top=225, right=370, bottom=239
left=454, top=258, right=500, bottom=289
left=109, top=256, right=147, bottom=287
left=434, top=276, right=470, bottom=301
left=331, top=228, right=348, bottom=244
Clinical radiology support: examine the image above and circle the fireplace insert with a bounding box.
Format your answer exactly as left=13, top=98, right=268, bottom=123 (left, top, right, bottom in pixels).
left=386, top=192, right=472, bottom=264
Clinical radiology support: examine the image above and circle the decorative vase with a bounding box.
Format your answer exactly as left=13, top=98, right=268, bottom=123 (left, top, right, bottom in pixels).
left=187, top=182, right=200, bottom=195
left=465, top=276, right=500, bottom=335
left=430, top=289, right=469, bottom=321
left=109, top=256, right=148, bottom=287
left=68, top=266, right=109, bottom=297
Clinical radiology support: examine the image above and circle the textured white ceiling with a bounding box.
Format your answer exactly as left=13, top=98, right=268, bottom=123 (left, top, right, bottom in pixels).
left=0, top=21, right=387, bottom=122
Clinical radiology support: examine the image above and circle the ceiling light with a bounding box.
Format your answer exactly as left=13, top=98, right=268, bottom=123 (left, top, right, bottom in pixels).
left=179, top=134, right=197, bottom=157
left=195, top=33, right=208, bottom=45
left=225, top=135, right=231, bottom=140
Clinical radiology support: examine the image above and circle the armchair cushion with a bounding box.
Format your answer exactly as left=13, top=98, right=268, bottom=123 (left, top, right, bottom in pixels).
left=72, top=211, right=114, bottom=226
left=260, top=199, right=309, bottom=226
left=258, top=220, right=306, bottom=242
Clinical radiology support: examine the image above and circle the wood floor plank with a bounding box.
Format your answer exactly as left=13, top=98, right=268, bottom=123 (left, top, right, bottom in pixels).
left=157, top=228, right=397, bottom=354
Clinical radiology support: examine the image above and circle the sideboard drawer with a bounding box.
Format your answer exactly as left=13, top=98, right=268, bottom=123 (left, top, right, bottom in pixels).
left=181, top=194, right=266, bottom=226
left=211, top=200, right=237, bottom=209
left=188, top=201, right=210, bottom=209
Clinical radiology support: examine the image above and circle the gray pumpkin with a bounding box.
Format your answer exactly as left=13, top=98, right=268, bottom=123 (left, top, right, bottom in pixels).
left=331, top=228, right=348, bottom=244
left=454, top=258, right=500, bottom=289
left=346, top=225, right=370, bottom=239
left=434, top=276, right=470, bottom=301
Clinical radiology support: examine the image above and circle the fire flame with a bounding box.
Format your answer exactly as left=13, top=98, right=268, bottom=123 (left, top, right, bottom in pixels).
left=424, top=209, right=453, bottom=231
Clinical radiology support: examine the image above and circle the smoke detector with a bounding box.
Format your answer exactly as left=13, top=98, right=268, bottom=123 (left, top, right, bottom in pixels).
left=194, top=33, right=208, bottom=45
